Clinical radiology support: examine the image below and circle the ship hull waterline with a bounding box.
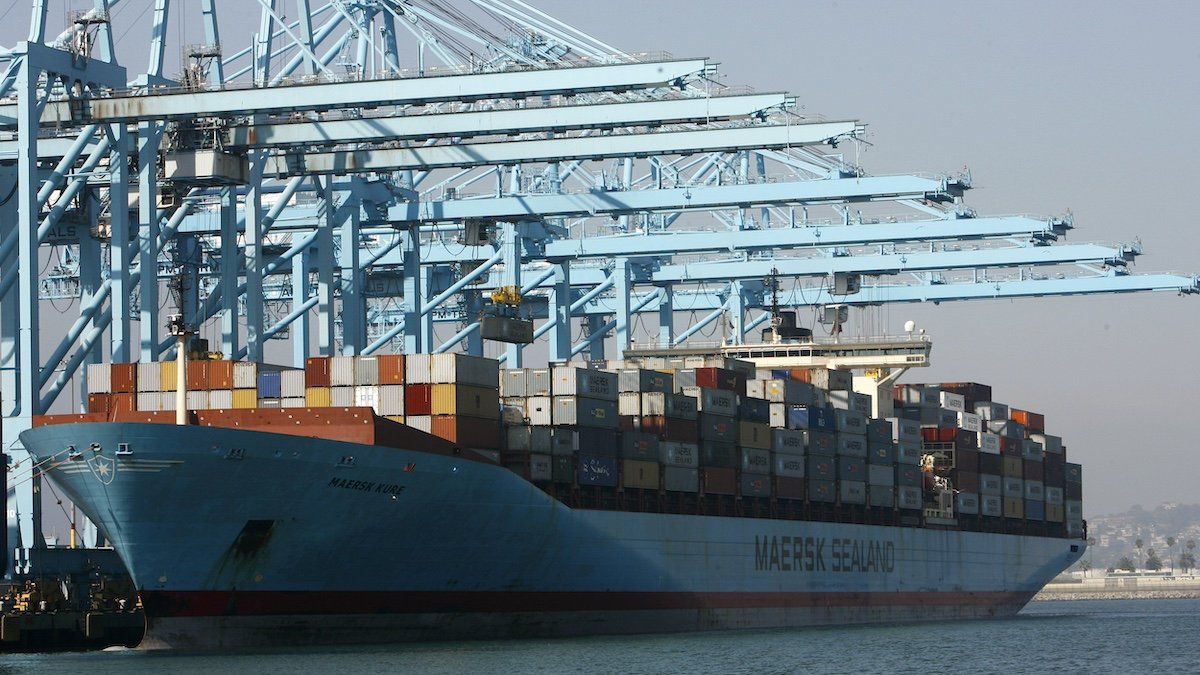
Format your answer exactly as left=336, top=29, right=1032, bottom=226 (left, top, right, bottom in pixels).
left=21, top=422, right=1084, bottom=650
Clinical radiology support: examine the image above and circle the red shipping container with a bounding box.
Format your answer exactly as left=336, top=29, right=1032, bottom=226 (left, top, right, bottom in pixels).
left=952, top=470, right=980, bottom=493
left=430, top=415, right=500, bottom=449
left=305, top=357, right=331, bottom=387
left=701, top=467, right=737, bottom=495
left=378, top=354, right=405, bottom=385
left=87, top=393, right=112, bottom=415
left=922, top=427, right=957, bottom=443
left=640, top=415, right=699, bottom=443
left=187, top=361, right=210, bottom=391
left=109, top=392, right=137, bottom=414
left=405, top=384, right=432, bottom=415
left=618, top=415, right=640, bottom=432
left=775, top=476, right=806, bottom=500
left=1023, top=459, right=1043, bottom=481
left=1010, top=409, right=1045, bottom=434
left=955, top=449, right=981, bottom=473
left=110, top=363, right=137, bottom=394
left=209, top=361, right=235, bottom=389
left=693, top=368, right=744, bottom=395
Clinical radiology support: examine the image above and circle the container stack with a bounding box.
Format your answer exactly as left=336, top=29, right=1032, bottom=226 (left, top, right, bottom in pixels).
left=87, top=361, right=296, bottom=413
left=895, top=381, right=1076, bottom=535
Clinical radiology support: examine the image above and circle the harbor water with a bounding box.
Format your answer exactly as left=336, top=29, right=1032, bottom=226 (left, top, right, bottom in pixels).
left=1, top=599, right=1195, bottom=673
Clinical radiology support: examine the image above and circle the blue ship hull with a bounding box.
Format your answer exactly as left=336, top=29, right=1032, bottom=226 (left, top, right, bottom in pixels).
left=21, top=422, right=1084, bottom=649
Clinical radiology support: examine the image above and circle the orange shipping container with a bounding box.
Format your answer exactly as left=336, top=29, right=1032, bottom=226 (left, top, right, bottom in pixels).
left=305, top=357, right=331, bottom=387
left=87, top=393, right=112, bottom=415
left=209, top=361, right=235, bottom=389
left=110, top=392, right=137, bottom=414
left=430, top=415, right=500, bottom=449
left=378, top=354, right=406, bottom=385
left=1010, top=409, right=1046, bottom=434
left=187, top=361, right=211, bottom=391
left=111, top=363, right=137, bottom=393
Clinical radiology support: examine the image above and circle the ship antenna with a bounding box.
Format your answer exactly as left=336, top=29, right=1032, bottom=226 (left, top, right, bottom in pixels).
left=766, top=267, right=782, bottom=343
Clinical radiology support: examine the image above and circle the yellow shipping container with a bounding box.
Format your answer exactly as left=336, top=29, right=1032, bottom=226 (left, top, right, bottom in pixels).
left=305, top=387, right=331, bottom=407
left=738, top=421, right=772, bottom=450
left=159, top=361, right=177, bottom=391
left=385, top=415, right=405, bottom=424
left=430, top=384, right=499, bottom=419
left=232, top=389, right=258, bottom=409
left=621, top=459, right=660, bottom=490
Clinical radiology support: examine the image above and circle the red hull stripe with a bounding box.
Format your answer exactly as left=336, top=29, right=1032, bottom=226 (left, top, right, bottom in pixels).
left=141, top=590, right=1034, bottom=618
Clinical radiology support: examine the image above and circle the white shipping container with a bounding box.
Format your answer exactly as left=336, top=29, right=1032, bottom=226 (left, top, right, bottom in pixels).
left=939, top=391, right=965, bottom=412
left=773, top=452, right=805, bottom=478
left=957, top=411, right=981, bottom=433
left=331, top=387, right=354, bottom=407
left=354, top=357, right=380, bottom=385
left=771, top=428, right=807, bottom=453
left=186, top=391, right=210, bottom=409
left=748, top=379, right=814, bottom=405
left=640, top=392, right=699, bottom=420
left=329, top=356, right=356, bottom=386
left=430, top=353, right=499, bottom=387
left=87, top=363, right=111, bottom=394
left=828, top=390, right=871, bottom=416
left=978, top=432, right=1002, bottom=454
left=888, top=417, right=921, bottom=442
left=974, top=401, right=1009, bottom=421
left=233, top=362, right=258, bottom=389
left=617, top=368, right=672, bottom=393
left=660, top=441, right=699, bottom=468
left=281, top=397, right=307, bottom=408
left=406, top=415, right=432, bottom=433
left=208, top=389, right=233, bottom=409
left=868, top=464, right=894, bottom=487
left=618, top=392, right=642, bottom=416
left=136, top=392, right=161, bottom=411
left=501, top=370, right=528, bottom=398
left=281, top=370, right=306, bottom=398
left=552, top=396, right=618, bottom=428
left=377, top=385, right=404, bottom=416
left=137, top=362, right=161, bottom=392
left=525, top=396, right=553, bottom=426
left=552, top=366, right=617, bottom=401
left=355, top=386, right=379, bottom=411
left=769, top=403, right=786, bottom=429
left=526, top=369, right=552, bottom=396
left=405, top=354, right=432, bottom=383
left=956, top=492, right=980, bottom=515
left=680, top=386, right=737, bottom=417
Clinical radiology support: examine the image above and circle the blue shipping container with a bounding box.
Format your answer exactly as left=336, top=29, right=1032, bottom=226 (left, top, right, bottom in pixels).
left=739, top=397, right=771, bottom=423
left=257, top=371, right=282, bottom=399
left=577, top=454, right=619, bottom=487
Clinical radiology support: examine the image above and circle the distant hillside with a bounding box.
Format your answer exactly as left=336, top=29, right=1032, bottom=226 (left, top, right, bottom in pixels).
left=1082, top=503, right=1200, bottom=571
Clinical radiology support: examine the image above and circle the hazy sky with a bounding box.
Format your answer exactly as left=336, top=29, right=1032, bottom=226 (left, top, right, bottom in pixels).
left=6, top=1, right=1199, bottom=518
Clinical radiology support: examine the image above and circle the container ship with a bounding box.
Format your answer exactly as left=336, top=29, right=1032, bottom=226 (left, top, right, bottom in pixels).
left=19, top=339, right=1086, bottom=649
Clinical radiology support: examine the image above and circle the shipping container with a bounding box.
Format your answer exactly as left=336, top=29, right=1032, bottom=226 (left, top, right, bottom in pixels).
left=896, top=464, right=922, bottom=487
left=617, top=368, right=672, bottom=394
left=680, top=367, right=744, bottom=395
left=836, top=435, right=867, bottom=458
left=207, top=361, right=232, bottom=391
left=304, top=386, right=331, bottom=408
left=868, top=464, right=894, bottom=487
left=888, top=416, right=921, bottom=443
left=1045, top=486, right=1064, bottom=505
left=957, top=411, right=981, bottom=433
left=808, top=479, right=836, bottom=503
left=837, top=456, right=867, bottom=481
left=406, top=415, right=432, bottom=433
left=738, top=421, right=772, bottom=450
left=186, top=390, right=209, bottom=410
left=697, top=413, right=738, bottom=443
left=974, top=401, right=1009, bottom=421
left=773, top=452, right=805, bottom=478
left=956, top=492, right=980, bottom=515
left=938, top=382, right=994, bottom=409
left=135, top=362, right=160, bottom=392
left=552, top=366, right=618, bottom=401
left=621, top=459, right=660, bottom=490
left=807, top=456, right=835, bottom=481
left=681, top=386, right=738, bottom=417
left=832, top=408, right=867, bottom=435
left=980, top=452, right=1003, bottom=475
left=549, top=427, right=577, bottom=456
left=553, top=396, right=618, bottom=428
left=978, top=432, right=1001, bottom=454
left=660, top=441, right=699, bottom=468
left=738, top=397, right=771, bottom=423
left=1003, top=477, right=1024, bottom=499
left=329, top=356, right=356, bottom=387
left=376, top=385, right=404, bottom=416
left=430, top=415, right=500, bottom=449
left=1025, top=500, right=1046, bottom=521
left=257, top=370, right=281, bottom=399
left=792, top=368, right=852, bottom=391
left=896, top=441, right=922, bottom=465
left=663, top=466, right=699, bottom=492
left=431, top=384, right=500, bottom=419
left=740, top=447, right=772, bottom=474
left=233, top=362, right=259, bottom=390
left=981, top=494, right=1003, bottom=517
left=1024, top=480, right=1045, bottom=501
left=701, top=467, right=737, bottom=495
left=135, top=392, right=160, bottom=412
left=740, top=473, right=771, bottom=498
left=771, top=428, right=807, bottom=454
left=699, top=441, right=737, bottom=468
left=159, top=361, right=177, bottom=392
left=868, top=485, right=895, bottom=508
left=232, top=389, right=257, bottom=409
left=577, top=428, right=619, bottom=457
left=1003, top=497, right=1025, bottom=519
left=524, top=369, right=551, bottom=396
left=775, top=475, right=805, bottom=500
left=954, top=470, right=980, bottom=494
left=280, top=370, right=305, bottom=398
left=641, top=415, right=699, bottom=443
left=507, top=453, right=552, bottom=482
left=897, top=485, right=923, bottom=510
left=1031, top=433, right=1063, bottom=454
left=305, top=357, right=331, bottom=388
left=505, top=425, right=552, bottom=454
left=620, top=432, right=659, bottom=461
left=281, top=397, right=306, bottom=408
left=330, top=387, right=354, bottom=407
left=405, top=354, right=432, bottom=384
left=939, top=391, right=965, bottom=412
left=378, top=354, right=405, bottom=385
left=1002, top=456, right=1023, bottom=478
left=980, top=473, right=1003, bottom=496
left=354, top=357, right=380, bottom=386
left=639, top=392, right=699, bottom=420
left=808, top=430, right=836, bottom=456
left=430, top=354, right=500, bottom=387
left=1045, top=503, right=1065, bottom=522
left=209, top=389, right=233, bottom=409
left=828, top=390, right=871, bottom=415
left=839, top=480, right=867, bottom=505
left=551, top=455, right=573, bottom=483
left=747, top=379, right=814, bottom=405
left=866, top=419, right=893, bottom=445
left=867, top=441, right=894, bottom=465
